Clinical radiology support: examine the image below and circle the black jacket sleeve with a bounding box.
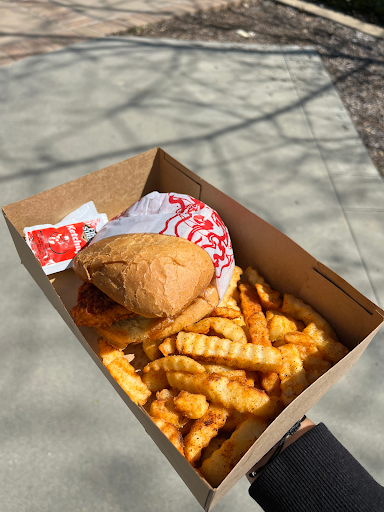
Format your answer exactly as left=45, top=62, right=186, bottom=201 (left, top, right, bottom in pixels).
left=249, top=423, right=384, bottom=512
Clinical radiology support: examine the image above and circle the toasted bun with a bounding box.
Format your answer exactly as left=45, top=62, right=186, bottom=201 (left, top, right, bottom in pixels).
left=96, top=283, right=219, bottom=350
left=73, top=233, right=215, bottom=318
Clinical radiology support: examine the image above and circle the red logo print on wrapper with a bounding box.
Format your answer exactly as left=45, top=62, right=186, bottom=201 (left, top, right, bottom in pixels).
left=91, top=192, right=235, bottom=300
left=159, top=194, right=233, bottom=279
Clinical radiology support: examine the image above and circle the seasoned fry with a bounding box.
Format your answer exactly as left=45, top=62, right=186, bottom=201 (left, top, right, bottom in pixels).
left=245, top=266, right=267, bottom=287
left=200, top=364, right=246, bottom=380
left=210, top=307, right=241, bottom=319
left=200, top=417, right=268, bottom=487
left=144, top=355, right=206, bottom=374
left=174, top=391, right=209, bottom=419
left=177, top=332, right=282, bottom=372
left=142, top=338, right=163, bottom=361
left=185, top=317, right=247, bottom=345
left=158, top=335, right=177, bottom=357
left=220, top=410, right=247, bottom=432
left=142, top=368, right=170, bottom=392
left=151, top=418, right=184, bottom=455
left=150, top=397, right=189, bottom=429
left=281, top=294, right=338, bottom=340
left=219, top=266, right=243, bottom=307
left=296, top=344, right=319, bottom=363
left=226, top=297, right=241, bottom=312
left=303, top=323, right=348, bottom=364
left=239, top=282, right=262, bottom=323
left=284, top=331, right=316, bottom=347
left=184, top=405, right=229, bottom=465
left=106, top=358, right=151, bottom=406
left=278, top=344, right=309, bottom=407
left=98, top=338, right=124, bottom=366
left=201, top=436, right=228, bottom=464
left=267, top=310, right=304, bottom=343
left=255, top=283, right=283, bottom=310
left=166, top=371, right=279, bottom=418
left=248, top=311, right=271, bottom=346
left=304, top=355, right=332, bottom=384
left=260, top=372, right=281, bottom=397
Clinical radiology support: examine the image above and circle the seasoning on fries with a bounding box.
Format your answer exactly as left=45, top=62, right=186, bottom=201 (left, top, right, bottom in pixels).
left=100, top=263, right=349, bottom=488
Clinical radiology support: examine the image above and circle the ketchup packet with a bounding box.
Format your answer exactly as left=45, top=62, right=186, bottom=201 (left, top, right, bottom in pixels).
left=91, top=192, right=234, bottom=300
left=24, top=202, right=108, bottom=275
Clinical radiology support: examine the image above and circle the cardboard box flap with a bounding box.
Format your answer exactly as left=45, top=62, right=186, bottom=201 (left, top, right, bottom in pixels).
left=2, top=148, right=159, bottom=235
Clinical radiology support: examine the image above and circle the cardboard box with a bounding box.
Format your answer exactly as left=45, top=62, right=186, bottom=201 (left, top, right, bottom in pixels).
left=3, top=147, right=384, bottom=510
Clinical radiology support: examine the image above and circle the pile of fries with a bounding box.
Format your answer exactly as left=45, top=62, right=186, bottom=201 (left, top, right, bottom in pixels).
left=98, top=265, right=349, bottom=487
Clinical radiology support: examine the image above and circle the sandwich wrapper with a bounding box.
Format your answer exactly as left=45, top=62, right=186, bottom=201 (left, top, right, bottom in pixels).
left=91, top=191, right=235, bottom=301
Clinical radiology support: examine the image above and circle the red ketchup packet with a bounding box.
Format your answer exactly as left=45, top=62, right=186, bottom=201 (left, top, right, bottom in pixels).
left=23, top=202, right=108, bottom=275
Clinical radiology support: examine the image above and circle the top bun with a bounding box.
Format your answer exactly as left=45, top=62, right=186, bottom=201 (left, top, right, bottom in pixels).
left=73, top=233, right=215, bottom=318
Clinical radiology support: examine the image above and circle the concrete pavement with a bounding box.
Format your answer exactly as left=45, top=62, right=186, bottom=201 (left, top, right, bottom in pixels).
left=0, top=0, right=236, bottom=66
left=1, top=38, right=384, bottom=511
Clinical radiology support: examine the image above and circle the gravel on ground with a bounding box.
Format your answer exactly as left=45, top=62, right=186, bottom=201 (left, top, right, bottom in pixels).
left=128, top=0, right=384, bottom=175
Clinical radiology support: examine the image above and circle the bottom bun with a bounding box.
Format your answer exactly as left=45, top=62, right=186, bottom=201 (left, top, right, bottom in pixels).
left=97, top=283, right=219, bottom=350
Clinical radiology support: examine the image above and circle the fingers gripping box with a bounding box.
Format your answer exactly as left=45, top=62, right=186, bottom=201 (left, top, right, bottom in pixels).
left=3, top=148, right=384, bottom=510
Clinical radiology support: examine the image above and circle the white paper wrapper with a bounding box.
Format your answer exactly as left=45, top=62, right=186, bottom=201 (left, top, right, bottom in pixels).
left=91, top=192, right=235, bottom=300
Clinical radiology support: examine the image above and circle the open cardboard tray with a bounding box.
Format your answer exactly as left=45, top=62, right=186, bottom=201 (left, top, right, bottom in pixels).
left=3, top=147, right=384, bottom=510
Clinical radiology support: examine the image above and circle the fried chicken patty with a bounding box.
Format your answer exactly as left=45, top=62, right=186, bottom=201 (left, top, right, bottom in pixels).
left=71, top=283, right=136, bottom=328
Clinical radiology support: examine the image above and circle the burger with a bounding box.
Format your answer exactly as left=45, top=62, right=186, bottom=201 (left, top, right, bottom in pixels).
left=70, top=232, right=219, bottom=350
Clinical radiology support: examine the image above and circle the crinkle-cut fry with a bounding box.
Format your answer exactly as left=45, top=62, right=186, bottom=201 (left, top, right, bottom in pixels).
left=201, top=436, right=228, bottom=464
left=255, top=283, right=283, bottom=310
left=200, top=416, right=268, bottom=487
left=185, top=317, right=247, bottom=345
left=266, top=310, right=304, bottom=343
left=142, top=338, right=163, bottom=361
left=260, top=372, right=281, bottom=397
left=245, top=266, right=267, bottom=287
left=151, top=418, right=184, bottom=455
left=98, top=338, right=124, bottom=366
left=304, top=355, right=332, bottom=384
left=226, top=297, right=241, bottom=312
left=220, top=410, right=247, bottom=432
left=303, top=322, right=348, bottom=364
left=200, top=364, right=246, bottom=380
left=106, top=358, right=151, bottom=406
left=142, top=368, right=170, bottom=393
left=184, top=405, right=229, bottom=466
left=144, top=355, right=206, bottom=374
left=239, top=282, right=262, bottom=324
left=219, top=266, right=243, bottom=307
left=166, top=371, right=279, bottom=418
left=174, top=390, right=209, bottom=419
left=184, top=318, right=211, bottom=335
left=278, top=344, right=309, bottom=407
left=296, top=344, right=319, bottom=363
left=150, top=397, right=189, bottom=429
left=248, top=311, right=271, bottom=346
left=281, top=294, right=338, bottom=341
left=177, top=332, right=282, bottom=373
left=210, top=307, right=242, bottom=319
left=284, top=331, right=316, bottom=347
left=158, top=336, right=177, bottom=357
